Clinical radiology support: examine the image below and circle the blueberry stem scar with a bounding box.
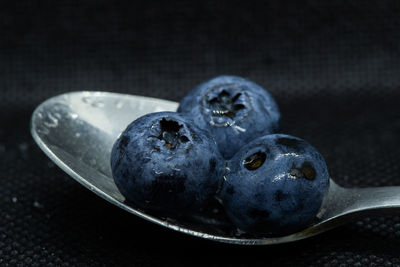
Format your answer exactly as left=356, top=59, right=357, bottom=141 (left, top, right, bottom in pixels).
left=208, top=89, right=245, bottom=119
left=243, top=152, right=266, bottom=170
left=156, top=118, right=189, bottom=149
left=289, top=162, right=316, bottom=180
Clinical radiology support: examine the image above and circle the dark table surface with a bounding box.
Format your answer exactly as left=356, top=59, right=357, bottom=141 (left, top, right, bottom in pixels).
left=1, top=1, right=400, bottom=266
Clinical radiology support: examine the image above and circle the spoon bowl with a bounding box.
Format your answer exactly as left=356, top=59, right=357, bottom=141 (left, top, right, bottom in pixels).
left=31, top=91, right=400, bottom=245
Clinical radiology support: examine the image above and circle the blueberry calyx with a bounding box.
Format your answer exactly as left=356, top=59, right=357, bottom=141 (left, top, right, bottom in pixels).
left=207, top=88, right=245, bottom=119
left=243, top=151, right=266, bottom=170
left=157, top=118, right=189, bottom=149
left=289, top=162, right=316, bottom=180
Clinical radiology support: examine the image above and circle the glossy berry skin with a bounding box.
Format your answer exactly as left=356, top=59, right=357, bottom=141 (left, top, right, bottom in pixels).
left=220, top=134, right=330, bottom=235
left=178, top=75, right=281, bottom=159
left=111, top=112, right=224, bottom=217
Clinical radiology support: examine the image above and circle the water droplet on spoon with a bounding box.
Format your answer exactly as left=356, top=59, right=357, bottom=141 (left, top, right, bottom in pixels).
left=82, top=96, right=92, bottom=104
left=115, top=100, right=124, bottom=109
left=70, top=113, right=78, bottom=119
left=92, top=101, right=105, bottom=108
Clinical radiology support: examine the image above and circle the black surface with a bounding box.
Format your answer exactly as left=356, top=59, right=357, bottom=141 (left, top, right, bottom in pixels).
left=1, top=1, right=400, bottom=266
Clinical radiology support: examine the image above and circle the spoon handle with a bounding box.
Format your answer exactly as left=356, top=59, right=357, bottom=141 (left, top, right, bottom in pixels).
left=321, top=181, right=400, bottom=221
left=344, top=185, right=400, bottom=212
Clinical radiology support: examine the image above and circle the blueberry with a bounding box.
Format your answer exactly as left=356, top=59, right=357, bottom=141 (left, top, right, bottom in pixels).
left=178, top=75, right=281, bottom=159
left=111, top=112, right=225, bottom=217
left=220, top=134, right=330, bottom=235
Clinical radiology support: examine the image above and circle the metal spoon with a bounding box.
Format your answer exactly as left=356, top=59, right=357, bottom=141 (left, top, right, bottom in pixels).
left=31, top=91, right=400, bottom=245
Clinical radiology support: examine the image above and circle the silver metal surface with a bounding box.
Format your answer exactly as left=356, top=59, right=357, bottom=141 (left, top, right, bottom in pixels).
left=31, top=91, right=400, bottom=245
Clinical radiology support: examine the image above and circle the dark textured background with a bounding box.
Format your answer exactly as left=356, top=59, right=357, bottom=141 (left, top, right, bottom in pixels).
left=1, top=1, right=400, bottom=266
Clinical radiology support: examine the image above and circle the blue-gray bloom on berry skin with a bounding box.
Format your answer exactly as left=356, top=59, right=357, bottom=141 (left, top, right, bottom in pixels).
left=178, top=75, right=281, bottom=159
left=111, top=112, right=225, bottom=217
left=220, top=134, right=330, bottom=235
